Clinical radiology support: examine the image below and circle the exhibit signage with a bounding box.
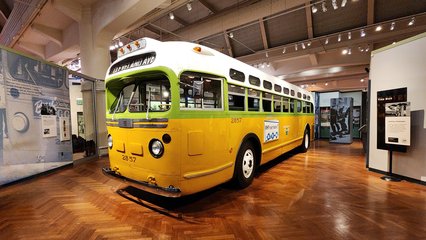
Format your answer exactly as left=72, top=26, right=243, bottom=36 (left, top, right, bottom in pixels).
left=376, top=88, right=407, bottom=152
left=385, top=102, right=410, bottom=146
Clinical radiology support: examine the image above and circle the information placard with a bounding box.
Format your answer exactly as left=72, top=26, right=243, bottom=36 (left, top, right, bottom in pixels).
left=385, top=102, right=410, bottom=146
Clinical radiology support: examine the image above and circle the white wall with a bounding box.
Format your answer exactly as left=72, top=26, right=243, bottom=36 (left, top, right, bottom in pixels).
left=341, top=92, right=362, bottom=106
left=319, top=92, right=340, bottom=107
left=369, top=32, right=426, bottom=182
left=69, top=83, right=83, bottom=136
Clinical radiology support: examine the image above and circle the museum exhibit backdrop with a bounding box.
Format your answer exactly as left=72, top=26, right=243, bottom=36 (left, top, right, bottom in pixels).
left=0, top=48, right=72, bottom=185
left=329, top=97, right=353, bottom=144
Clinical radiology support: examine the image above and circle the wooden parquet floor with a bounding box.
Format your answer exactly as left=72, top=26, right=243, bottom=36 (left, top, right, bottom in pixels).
left=1, top=140, right=425, bottom=240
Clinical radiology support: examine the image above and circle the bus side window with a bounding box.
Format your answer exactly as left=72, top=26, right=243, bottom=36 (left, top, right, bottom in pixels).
left=262, top=92, right=272, bottom=112
left=310, top=102, right=314, bottom=113
left=303, top=101, right=308, bottom=113
left=290, top=99, right=295, bottom=112
left=273, top=95, right=282, bottom=112
left=180, top=72, right=223, bottom=110
left=228, top=84, right=245, bottom=111
left=296, top=100, right=302, bottom=113
left=248, top=89, right=260, bottom=111
left=283, top=98, right=289, bottom=113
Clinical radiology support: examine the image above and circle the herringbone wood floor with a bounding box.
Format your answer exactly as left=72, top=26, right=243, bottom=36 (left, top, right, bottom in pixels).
left=1, top=140, right=425, bottom=239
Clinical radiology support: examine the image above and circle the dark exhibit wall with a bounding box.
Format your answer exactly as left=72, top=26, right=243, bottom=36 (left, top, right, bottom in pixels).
left=0, top=48, right=72, bottom=185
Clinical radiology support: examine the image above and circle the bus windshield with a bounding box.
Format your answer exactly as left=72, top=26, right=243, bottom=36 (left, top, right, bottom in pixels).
left=109, top=76, right=171, bottom=113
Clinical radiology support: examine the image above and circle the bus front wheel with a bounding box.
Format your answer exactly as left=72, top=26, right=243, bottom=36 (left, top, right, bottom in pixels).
left=300, top=128, right=310, bottom=153
left=233, top=141, right=256, bottom=188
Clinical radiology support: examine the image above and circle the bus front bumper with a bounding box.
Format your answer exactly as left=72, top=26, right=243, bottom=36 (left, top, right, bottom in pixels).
left=102, top=167, right=181, bottom=198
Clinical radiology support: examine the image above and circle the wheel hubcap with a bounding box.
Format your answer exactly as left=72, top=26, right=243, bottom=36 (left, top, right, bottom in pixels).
left=242, top=149, right=254, bottom=178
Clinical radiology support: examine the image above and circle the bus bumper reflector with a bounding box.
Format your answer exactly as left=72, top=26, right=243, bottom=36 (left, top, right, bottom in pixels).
left=102, top=167, right=181, bottom=198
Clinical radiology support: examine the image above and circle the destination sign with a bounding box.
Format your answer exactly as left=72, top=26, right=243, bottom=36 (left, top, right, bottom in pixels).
left=109, top=52, right=156, bottom=75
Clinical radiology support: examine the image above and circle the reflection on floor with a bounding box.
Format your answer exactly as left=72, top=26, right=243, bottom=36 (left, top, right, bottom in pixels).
left=0, top=140, right=425, bottom=239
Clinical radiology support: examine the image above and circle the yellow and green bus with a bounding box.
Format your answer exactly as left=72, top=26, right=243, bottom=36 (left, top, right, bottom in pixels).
left=103, top=38, right=314, bottom=197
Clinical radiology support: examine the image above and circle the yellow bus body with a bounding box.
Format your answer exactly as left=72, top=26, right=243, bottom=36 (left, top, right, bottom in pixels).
left=106, top=115, right=313, bottom=196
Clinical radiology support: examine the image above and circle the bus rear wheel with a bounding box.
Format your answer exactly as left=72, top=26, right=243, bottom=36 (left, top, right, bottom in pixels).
left=233, top=141, right=256, bottom=188
left=300, top=128, right=310, bottom=153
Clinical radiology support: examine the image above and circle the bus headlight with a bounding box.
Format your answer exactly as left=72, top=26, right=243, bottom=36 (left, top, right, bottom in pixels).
left=107, top=134, right=113, bottom=149
left=149, top=139, right=164, bottom=158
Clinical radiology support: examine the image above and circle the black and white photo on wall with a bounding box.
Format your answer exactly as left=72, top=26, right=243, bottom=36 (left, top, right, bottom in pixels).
left=330, top=97, right=353, bottom=144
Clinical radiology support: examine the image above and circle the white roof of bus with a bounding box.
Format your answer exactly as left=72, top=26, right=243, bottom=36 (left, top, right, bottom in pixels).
left=106, top=38, right=313, bottom=102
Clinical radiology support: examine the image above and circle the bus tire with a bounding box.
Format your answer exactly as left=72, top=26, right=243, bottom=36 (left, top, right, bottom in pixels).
left=300, top=128, right=310, bottom=153
left=233, top=141, right=256, bottom=189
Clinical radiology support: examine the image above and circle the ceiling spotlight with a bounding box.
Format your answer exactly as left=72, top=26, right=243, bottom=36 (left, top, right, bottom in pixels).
left=295, top=44, right=298, bottom=51
left=282, top=47, right=286, bottom=54
left=114, top=42, right=119, bottom=48
left=307, top=41, right=312, bottom=47
left=390, top=22, right=395, bottom=31
left=325, top=38, right=329, bottom=45
left=186, top=2, right=192, bottom=11
left=360, top=78, right=365, bottom=82
left=229, top=32, right=234, bottom=38
left=312, top=5, right=318, bottom=13
left=341, top=0, right=347, bottom=7
left=342, top=49, right=348, bottom=55
left=109, top=45, right=115, bottom=51
left=322, top=2, right=327, bottom=12
left=266, top=62, right=270, bottom=68
left=338, top=34, right=341, bottom=42
left=265, top=52, right=269, bottom=58
left=365, top=45, right=370, bottom=52
left=392, top=41, right=397, bottom=45
left=408, top=17, right=415, bottom=26
left=118, top=41, right=123, bottom=47
left=375, top=25, right=382, bottom=32
left=348, top=48, right=352, bottom=55
left=360, top=29, right=366, bottom=37
left=358, top=46, right=364, bottom=52
left=169, top=12, right=175, bottom=20
left=301, top=42, right=306, bottom=49
left=332, top=0, right=338, bottom=10
left=348, top=32, right=351, bottom=40
left=325, top=82, right=328, bottom=86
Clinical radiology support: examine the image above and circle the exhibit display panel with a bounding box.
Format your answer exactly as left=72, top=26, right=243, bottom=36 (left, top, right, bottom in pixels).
left=368, top=32, right=426, bottom=182
left=103, top=38, right=315, bottom=197
left=0, top=48, right=72, bottom=185
left=318, top=91, right=362, bottom=139
left=329, top=97, right=353, bottom=144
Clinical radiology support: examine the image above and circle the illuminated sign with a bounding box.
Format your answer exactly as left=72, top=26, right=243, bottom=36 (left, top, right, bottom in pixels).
left=109, top=52, right=156, bottom=75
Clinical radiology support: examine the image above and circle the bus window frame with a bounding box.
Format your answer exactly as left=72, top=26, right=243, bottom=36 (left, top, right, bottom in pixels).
left=228, top=83, right=246, bottom=111
left=179, top=72, right=224, bottom=111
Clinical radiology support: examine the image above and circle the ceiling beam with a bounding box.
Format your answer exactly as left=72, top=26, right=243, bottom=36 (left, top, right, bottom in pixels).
left=31, top=23, right=63, bottom=47
left=367, top=0, right=375, bottom=25
left=17, top=41, right=45, bottom=59
left=173, top=14, right=189, bottom=26
left=304, top=2, right=314, bottom=38
left=309, top=53, right=318, bottom=66
left=259, top=18, right=269, bottom=50
left=51, top=0, right=82, bottom=22
left=0, top=0, right=11, bottom=28
left=223, top=31, right=233, bottom=57
left=198, top=0, right=217, bottom=14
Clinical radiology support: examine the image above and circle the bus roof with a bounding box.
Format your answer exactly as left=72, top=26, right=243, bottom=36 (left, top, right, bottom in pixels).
left=106, top=38, right=314, bottom=102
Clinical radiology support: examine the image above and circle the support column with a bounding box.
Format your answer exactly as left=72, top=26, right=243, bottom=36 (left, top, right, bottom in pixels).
left=79, top=6, right=110, bottom=152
